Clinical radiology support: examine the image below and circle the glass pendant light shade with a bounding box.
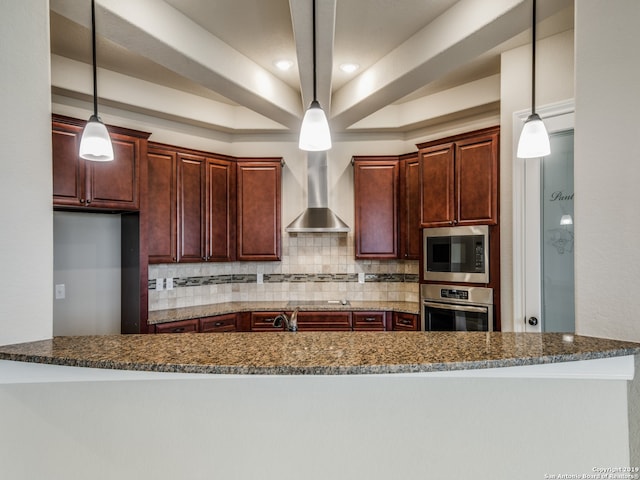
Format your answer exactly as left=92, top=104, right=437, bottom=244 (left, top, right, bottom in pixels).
left=517, top=113, right=550, bottom=158
left=299, top=100, right=332, bottom=151
left=79, top=115, right=114, bottom=162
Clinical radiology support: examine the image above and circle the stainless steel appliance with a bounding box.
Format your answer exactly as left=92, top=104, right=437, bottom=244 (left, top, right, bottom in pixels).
left=421, top=284, right=493, bottom=331
left=423, top=225, right=489, bottom=284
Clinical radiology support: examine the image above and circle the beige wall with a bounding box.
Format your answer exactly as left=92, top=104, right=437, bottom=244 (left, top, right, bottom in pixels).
left=574, top=0, right=640, bottom=343
left=0, top=0, right=53, bottom=345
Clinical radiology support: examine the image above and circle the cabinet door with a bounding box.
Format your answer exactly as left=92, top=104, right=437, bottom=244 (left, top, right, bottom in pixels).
left=154, top=319, right=199, bottom=334
left=399, top=153, right=421, bottom=260
left=354, top=158, right=399, bottom=258
left=236, top=160, right=281, bottom=261
left=455, top=132, right=499, bottom=225
left=296, top=312, right=352, bottom=331
left=420, top=143, right=455, bottom=227
left=206, top=158, right=236, bottom=262
left=392, top=312, right=419, bottom=331
left=200, top=313, right=237, bottom=332
left=178, top=153, right=206, bottom=262
left=86, top=131, right=141, bottom=210
left=352, top=311, right=386, bottom=331
left=52, top=122, right=85, bottom=207
left=148, top=147, right=177, bottom=264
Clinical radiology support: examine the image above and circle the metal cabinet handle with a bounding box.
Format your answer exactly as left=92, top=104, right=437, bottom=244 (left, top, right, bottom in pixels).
left=264, top=317, right=275, bottom=323
left=214, top=321, right=223, bottom=327
left=364, top=317, right=376, bottom=322
left=400, top=319, right=412, bottom=325
left=172, top=327, right=185, bottom=333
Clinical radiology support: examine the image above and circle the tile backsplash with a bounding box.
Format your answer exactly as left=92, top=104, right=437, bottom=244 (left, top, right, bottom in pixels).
left=148, top=233, right=419, bottom=311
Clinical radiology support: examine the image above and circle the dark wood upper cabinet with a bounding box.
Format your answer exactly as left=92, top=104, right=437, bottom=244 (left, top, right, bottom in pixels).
left=399, top=152, right=421, bottom=260
left=206, top=157, right=236, bottom=262
left=148, top=142, right=236, bottom=264
left=417, top=127, right=499, bottom=227
left=236, top=158, right=282, bottom=261
left=52, top=114, right=148, bottom=211
left=177, top=152, right=207, bottom=262
left=147, top=146, right=177, bottom=264
left=353, top=156, right=399, bottom=259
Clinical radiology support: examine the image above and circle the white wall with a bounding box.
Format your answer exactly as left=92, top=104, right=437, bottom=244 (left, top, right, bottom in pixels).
left=0, top=0, right=53, bottom=345
left=574, top=0, right=640, bottom=342
left=499, top=29, right=575, bottom=330
left=53, top=212, right=121, bottom=335
left=0, top=374, right=629, bottom=480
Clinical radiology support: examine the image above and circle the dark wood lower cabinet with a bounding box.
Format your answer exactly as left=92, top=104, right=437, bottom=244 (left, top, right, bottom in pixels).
left=152, top=310, right=420, bottom=333
left=392, top=312, right=420, bottom=331
left=200, top=313, right=237, bottom=332
left=154, top=319, right=199, bottom=334
left=352, top=311, right=386, bottom=331
left=296, top=312, right=352, bottom=331
left=250, top=312, right=285, bottom=331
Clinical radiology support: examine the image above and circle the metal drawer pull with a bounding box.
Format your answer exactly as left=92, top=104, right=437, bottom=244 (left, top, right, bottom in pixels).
left=364, top=317, right=376, bottom=322
left=172, top=327, right=185, bottom=333
left=214, top=321, right=224, bottom=327
left=400, top=319, right=412, bottom=325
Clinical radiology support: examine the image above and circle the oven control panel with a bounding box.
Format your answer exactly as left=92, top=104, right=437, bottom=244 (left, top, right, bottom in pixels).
left=440, top=289, right=469, bottom=300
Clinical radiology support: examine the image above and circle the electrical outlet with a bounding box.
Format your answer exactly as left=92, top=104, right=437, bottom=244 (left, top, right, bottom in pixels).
left=257, top=273, right=264, bottom=284
left=155, top=278, right=164, bottom=291
left=166, top=277, right=174, bottom=290
left=358, top=272, right=365, bottom=284
left=55, top=284, right=65, bottom=300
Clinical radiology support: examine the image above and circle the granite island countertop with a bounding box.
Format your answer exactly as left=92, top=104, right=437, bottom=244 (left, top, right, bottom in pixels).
left=0, top=332, right=639, bottom=375
left=148, top=301, right=420, bottom=325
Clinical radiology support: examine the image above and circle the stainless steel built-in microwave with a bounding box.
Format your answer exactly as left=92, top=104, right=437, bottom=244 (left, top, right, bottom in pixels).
left=423, top=225, right=489, bottom=284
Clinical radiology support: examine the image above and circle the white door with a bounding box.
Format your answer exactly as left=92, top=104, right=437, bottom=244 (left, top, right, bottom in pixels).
left=513, top=102, right=575, bottom=332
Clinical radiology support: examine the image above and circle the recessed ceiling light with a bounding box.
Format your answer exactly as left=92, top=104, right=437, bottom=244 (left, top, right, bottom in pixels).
left=274, top=60, right=294, bottom=71
left=339, top=63, right=360, bottom=73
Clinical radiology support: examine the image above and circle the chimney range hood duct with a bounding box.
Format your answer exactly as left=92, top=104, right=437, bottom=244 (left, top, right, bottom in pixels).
left=285, top=152, right=350, bottom=233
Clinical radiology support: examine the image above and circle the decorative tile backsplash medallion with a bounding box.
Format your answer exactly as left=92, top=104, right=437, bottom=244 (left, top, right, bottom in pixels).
left=149, top=233, right=419, bottom=311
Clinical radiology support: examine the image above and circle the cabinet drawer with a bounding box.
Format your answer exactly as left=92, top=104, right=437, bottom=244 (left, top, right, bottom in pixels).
left=296, top=312, right=352, bottom=331
left=353, top=311, right=386, bottom=331
left=200, top=313, right=237, bottom=332
left=154, top=319, right=199, bottom=334
left=392, top=312, right=419, bottom=331
left=251, top=312, right=284, bottom=331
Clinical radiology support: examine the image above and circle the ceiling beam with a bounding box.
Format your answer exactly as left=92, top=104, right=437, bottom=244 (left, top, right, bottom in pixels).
left=50, top=0, right=303, bottom=130
left=289, top=0, right=336, bottom=115
left=330, top=0, right=571, bottom=130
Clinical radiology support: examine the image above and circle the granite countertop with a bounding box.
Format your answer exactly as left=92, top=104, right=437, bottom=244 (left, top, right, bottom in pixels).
left=0, top=332, right=638, bottom=375
left=148, top=301, right=420, bottom=325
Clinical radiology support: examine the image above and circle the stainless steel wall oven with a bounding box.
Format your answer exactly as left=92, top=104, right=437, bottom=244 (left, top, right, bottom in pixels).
left=421, top=284, right=493, bottom=332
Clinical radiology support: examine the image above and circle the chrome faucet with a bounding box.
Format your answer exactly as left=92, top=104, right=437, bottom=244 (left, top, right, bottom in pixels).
left=274, top=308, right=299, bottom=332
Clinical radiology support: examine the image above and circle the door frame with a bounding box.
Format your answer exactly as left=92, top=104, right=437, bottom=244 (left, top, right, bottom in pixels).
left=512, top=100, right=575, bottom=332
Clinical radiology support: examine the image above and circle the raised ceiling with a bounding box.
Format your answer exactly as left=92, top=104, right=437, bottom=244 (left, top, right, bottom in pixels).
left=50, top=0, right=573, bottom=140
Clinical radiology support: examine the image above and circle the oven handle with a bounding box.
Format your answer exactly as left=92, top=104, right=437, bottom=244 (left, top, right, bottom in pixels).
left=423, top=301, right=489, bottom=314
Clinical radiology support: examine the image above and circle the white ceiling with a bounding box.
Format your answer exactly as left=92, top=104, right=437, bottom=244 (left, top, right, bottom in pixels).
left=49, top=0, right=574, bottom=139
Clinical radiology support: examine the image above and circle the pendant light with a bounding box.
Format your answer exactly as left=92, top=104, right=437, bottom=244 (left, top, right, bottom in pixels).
left=79, top=0, right=114, bottom=162
left=298, top=0, right=332, bottom=151
left=517, top=0, right=550, bottom=159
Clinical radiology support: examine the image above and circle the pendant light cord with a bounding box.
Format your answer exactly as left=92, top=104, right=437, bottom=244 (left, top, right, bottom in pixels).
left=311, top=0, right=318, bottom=103
left=91, top=0, right=98, bottom=117
left=531, top=0, right=536, bottom=116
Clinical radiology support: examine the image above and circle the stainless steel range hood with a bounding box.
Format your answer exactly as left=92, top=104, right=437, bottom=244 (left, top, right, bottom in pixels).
left=285, top=152, right=350, bottom=233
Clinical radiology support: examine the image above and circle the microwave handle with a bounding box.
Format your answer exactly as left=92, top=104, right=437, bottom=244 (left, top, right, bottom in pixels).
left=423, top=302, right=488, bottom=314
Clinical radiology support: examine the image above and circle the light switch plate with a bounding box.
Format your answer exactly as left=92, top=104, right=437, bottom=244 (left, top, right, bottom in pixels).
left=257, top=273, right=264, bottom=285
left=166, top=277, right=174, bottom=290
left=55, top=284, right=65, bottom=300
left=155, top=278, right=164, bottom=291
left=358, top=272, right=365, bottom=284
